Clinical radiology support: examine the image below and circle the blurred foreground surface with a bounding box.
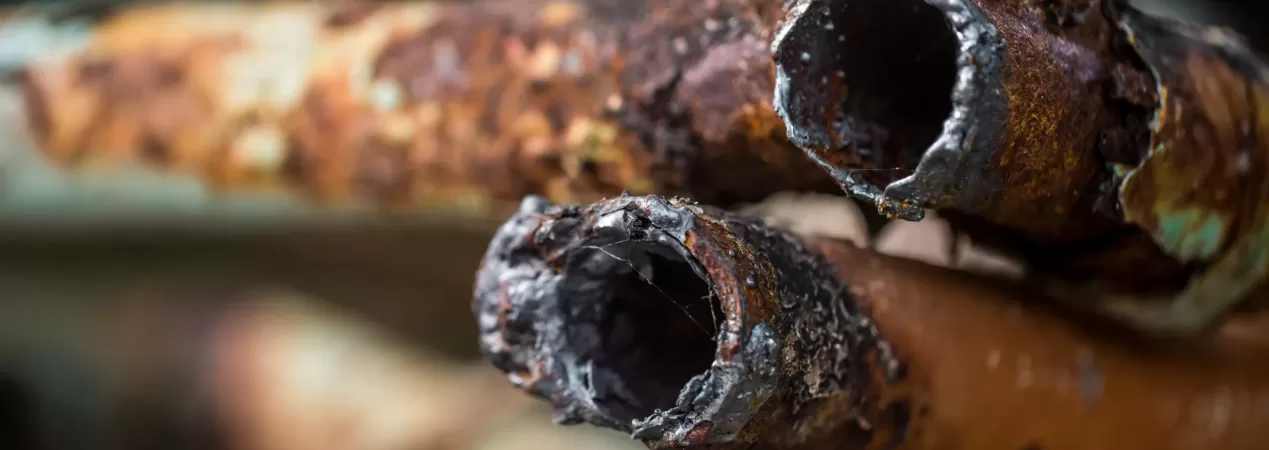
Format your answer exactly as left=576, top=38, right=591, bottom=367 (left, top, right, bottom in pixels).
left=0, top=281, right=647, bottom=450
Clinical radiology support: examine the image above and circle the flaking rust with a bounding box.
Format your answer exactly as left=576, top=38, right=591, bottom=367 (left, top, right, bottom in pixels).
left=15, top=0, right=834, bottom=211
left=474, top=194, right=1269, bottom=450
left=771, top=0, right=1269, bottom=335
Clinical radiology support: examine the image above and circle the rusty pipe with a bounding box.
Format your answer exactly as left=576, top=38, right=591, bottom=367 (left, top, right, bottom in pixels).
left=772, top=0, right=1141, bottom=240
left=767, top=0, right=1184, bottom=292
left=770, top=0, right=1269, bottom=333
left=473, top=194, right=1269, bottom=449
left=1092, top=3, right=1269, bottom=333
left=11, top=0, right=834, bottom=214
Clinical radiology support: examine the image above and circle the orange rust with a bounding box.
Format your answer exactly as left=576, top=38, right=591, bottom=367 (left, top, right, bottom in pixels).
left=813, top=240, right=1269, bottom=450
left=692, top=213, right=780, bottom=327
left=16, top=0, right=835, bottom=211
left=970, top=0, right=1125, bottom=243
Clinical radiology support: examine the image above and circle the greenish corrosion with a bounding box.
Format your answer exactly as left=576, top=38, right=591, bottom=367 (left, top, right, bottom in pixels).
left=1156, top=206, right=1231, bottom=262
left=1103, top=4, right=1269, bottom=335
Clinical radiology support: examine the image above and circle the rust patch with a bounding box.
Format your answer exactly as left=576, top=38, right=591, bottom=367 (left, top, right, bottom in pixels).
left=1118, top=28, right=1267, bottom=265
left=17, top=0, right=835, bottom=212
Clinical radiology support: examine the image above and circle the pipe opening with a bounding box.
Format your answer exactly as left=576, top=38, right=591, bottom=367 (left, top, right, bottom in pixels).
left=566, top=240, right=723, bottom=423
left=824, top=0, right=959, bottom=184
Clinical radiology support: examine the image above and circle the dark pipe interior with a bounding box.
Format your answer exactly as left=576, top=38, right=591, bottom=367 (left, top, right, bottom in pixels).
left=568, top=241, right=723, bottom=423
left=826, top=0, right=958, bottom=185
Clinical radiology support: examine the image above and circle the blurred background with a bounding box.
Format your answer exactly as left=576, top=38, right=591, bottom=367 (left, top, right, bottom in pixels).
left=0, top=0, right=1263, bottom=449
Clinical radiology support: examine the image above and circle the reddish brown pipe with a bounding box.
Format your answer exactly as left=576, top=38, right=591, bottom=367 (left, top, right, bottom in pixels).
left=474, top=194, right=1269, bottom=449
left=832, top=243, right=1269, bottom=450
left=14, top=0, right=834, bottom=212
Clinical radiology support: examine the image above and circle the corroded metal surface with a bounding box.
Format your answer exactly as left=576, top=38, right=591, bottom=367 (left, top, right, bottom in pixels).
left=1091, top=4, right=1269, bottom=333
left=772, top=0, right=1134, bottom=244
left=473, top=194, right=887, bottom=448
left=766, top=0, right=1181, bottom=282
left=770, top=0, right=1269, bottom=335
left=473, top=194, right=1269, bottom=449
left=14, top=0, right=834, bottom=211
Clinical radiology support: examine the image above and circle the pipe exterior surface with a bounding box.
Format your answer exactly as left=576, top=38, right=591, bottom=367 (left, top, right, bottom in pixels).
left=772, top=0, right=1134, bottom=241
left=474, top=194, right=1269, bottom=449
left=770, top=0, right=1269, bottom=333
left=1098, top=4, right=1269, bottom=333
left=15, top=0, right=833, bottom=212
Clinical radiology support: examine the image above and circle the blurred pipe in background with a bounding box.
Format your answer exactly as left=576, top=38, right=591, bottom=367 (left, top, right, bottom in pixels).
left=0, top=0, right=836, bottom=229
left=0, top=221, right=498, bottom=360
left=1133, top=0, right=1269, bottom=51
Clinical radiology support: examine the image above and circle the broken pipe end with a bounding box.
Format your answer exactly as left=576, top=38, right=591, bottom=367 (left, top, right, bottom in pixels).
left=772, top=0, right=1140, bottom=245
left=772, top=0, right=992, bottom=220
left=473, top=194, right=881, bottom=448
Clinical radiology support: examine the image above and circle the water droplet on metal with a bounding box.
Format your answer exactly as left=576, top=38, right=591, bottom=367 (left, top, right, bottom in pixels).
left=745, top=275, right=757, bottom=288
